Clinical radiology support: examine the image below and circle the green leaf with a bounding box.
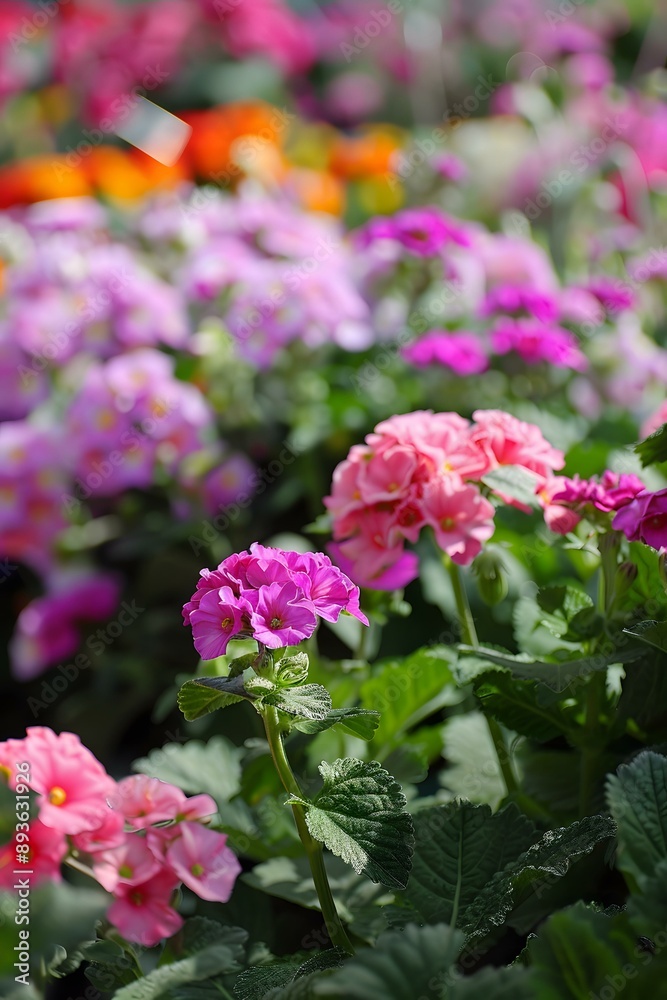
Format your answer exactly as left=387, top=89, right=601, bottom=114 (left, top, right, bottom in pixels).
left=360, top=646, right=458, bottom=750
left=627, top=858, right=667, bottom=936
left=481, top=466, right=542, bottom=508
left=293, top=708, right=380, bottom=740
left=635, top=421, right=667, bottom=467
left=450, top=965, right=535, bottom=999
left=623, top=620, right=667, bottom=654
left=607, top=750, right=667, bottom=884
left=265, top=684, right=332, bottom=720
left=403, top=802, right=537, bottom=926
left=290, top=759, right=414, bottom=890
left=132, top=736, right=243, bottom=808
left=527, top=903, right=643, bottom=1000
left=178, top=677, right=246, bottom=721
left=313, top=923, right=464, bottom=999
left=235, top=950, right=346, bottom=1000
left=241, top=854, right=384, bottom=925
left=458, top=642, right=644, bottom=693
left=463, top=815, right=616, bottom=941
left=113, top=927, right=247, bottom=1000
left=439, top=713, right=507, bottom=808
left=474, top=672, right=577, bottom=741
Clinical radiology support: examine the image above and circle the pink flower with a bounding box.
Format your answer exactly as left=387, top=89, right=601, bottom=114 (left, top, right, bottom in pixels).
left=472, top=410, right=565, bottom=481
left=247, top=581, right=317, bottom=649
left=110, top=775, right=189, bottom=830
left=490, top=319, right=588, bottom=371
left=595, top=471, right=646, bottom=512
left=165, top=822, right=241, bottom=902
left=641, top=402, right=667, bottom=440
left=0, top=819, right=68, bottom=889
left=329, top=544, right=419, bottom=591
left=107, top=870, right=183, bottom=947
left=189, top=587, right=249, bottom=660
left=23, top=728, right=115, bottom=835
left=613, top=489, right=667, bottom=552
left=94, top=835, right=162, bottom=893
left=402, top=332, right=489, bottom=376
left=421, top=476, right=496, bottom=565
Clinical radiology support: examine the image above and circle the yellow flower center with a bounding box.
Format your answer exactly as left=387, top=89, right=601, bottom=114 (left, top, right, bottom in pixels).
left=441, top=517, right=455, bottom=531
left=221, top=617, right=233, bottom=630
left=0, top=764, right=11, bottom=783
left=119, top=864, right=133, bottom=879
left=49, top=786, right=67, bottom=806
left=191, top=863, right=205, bottom=877
left=270, top=617, right=283, bottom=629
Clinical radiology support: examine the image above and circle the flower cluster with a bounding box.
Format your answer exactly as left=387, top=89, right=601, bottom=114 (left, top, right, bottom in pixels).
left=0, top=728, right=240, bottom=947
left=539, top=471, right=647, bottom=536
left=183, top=543, right=368, bottom=658
left=325, top=409, right=564, bottom=587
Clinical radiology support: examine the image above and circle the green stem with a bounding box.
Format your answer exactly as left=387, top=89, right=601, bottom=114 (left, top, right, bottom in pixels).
left=445, top=557, right=519, bottom=797
left=578, top=667, right=606, bottom=818
left=262, top=706, right=354, bottom=955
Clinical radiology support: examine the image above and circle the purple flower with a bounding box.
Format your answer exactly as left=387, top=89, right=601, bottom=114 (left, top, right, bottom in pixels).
left=190, top=587, right=249, bottom=660
left=402, top=331, right=489, bottom=375
left=491, top=319, right=588, bottom=371
left=356, top=207, right=472, bottom=256
left=247, top=581, right=317, bottom=649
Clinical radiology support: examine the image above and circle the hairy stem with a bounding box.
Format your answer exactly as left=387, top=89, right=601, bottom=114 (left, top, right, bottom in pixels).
left=446, top=557, right=519, bottom=797
left=262, top=705, right=354, bottom=955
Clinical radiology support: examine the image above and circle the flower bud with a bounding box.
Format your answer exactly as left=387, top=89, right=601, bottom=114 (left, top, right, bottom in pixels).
left=472, top=548, right=509, bottom=606
left=276, top=651, right=309, bottom=686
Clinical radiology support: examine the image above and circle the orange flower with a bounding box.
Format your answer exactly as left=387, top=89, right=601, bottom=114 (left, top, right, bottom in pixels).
left=286, top=168, right=345, bottom=215
left=329, top=127, right=404, bottom=180
left=183, top=102, right=290, bottom=182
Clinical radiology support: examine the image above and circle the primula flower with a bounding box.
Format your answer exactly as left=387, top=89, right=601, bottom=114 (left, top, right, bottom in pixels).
left=190, top=587, right=249, bottom=660
left=94, top=835, right=162, bottom=893
left=421, top=476, right=496, bottom=565
left=0, top=820, right=67, bottom=889
left=23, top=728, right=116, bottom=835
left=165, top=822, right=242, bottom=902
left=111, top=775, right=193, bottom=830
left=613, top=488, right=667, bottom=552
left=183, top=545, right=367, bottom=654
left=107, top=870, right=183, bottom=948
left=247, top=581, right=317, bottom=649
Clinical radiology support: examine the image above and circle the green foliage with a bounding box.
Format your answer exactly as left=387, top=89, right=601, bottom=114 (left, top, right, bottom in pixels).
left=132, top=736, right=244, bottom=808
left=607, top=750, right=667, bottom=885
left=293, top=708, right=381, bottom=740
left=635, top=421, right=667, bottom=467
left=290, top=759, right=414, bottom=890
left=265, top=685, right=332, bottom=720
left=481, top=466, right=542, bottom=508
left=313, top=924, right=464, bottom=999
left=402, top=802, right=537, bottom=926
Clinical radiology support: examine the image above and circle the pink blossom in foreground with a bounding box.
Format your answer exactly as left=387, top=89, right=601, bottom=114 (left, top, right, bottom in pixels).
left=107, top=871, right=183, bottom=948
left=23, top=728, right=116, bottom=835
left=166, top=822, right=242, bottom=902
left=183, top=544, right=368, bottom=655
left=0, top=820, right=67, bottom=889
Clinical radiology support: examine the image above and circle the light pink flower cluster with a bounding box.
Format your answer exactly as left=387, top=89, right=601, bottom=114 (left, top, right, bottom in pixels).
left=183, top=543, right=368, bottom=658
left=325, top=409, right=565, bottom=587
left=539, top=471, right=646, bottom=535
left=0, top=728, right=240, bottom=947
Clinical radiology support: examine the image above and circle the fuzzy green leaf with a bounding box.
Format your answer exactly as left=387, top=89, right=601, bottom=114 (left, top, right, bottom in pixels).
left=481, top=466, right=542, bottom=508
left=403, top=803, right=537, bottom=927
left=132, top=736, right=243, bottom=807
left=607, top=750, right=667, bottom=884
left=314, top=923, right=463, bottom=999
left=635, top=422, right=667, bottom=467
left=463, top=815, right=616, bottom=941
left=265, top=684, right=332, bottom=720
left=178, top=677, right=247, bottom=720
left=290, top=759, right=414, bottom=890
left=293, top=708, right=381, bottom=740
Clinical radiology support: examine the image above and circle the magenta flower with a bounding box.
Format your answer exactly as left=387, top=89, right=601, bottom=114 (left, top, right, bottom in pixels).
left=165, top=822, right=242, bottom=902
left=189, top=587, right=249, bottom=660
left=247, top=581, right=317, bottom=649
left=402, top=331, right=489, bottom=376
left=613, top=488, right=667, bottom=552
left=94, top=835, right=162, bottom=893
